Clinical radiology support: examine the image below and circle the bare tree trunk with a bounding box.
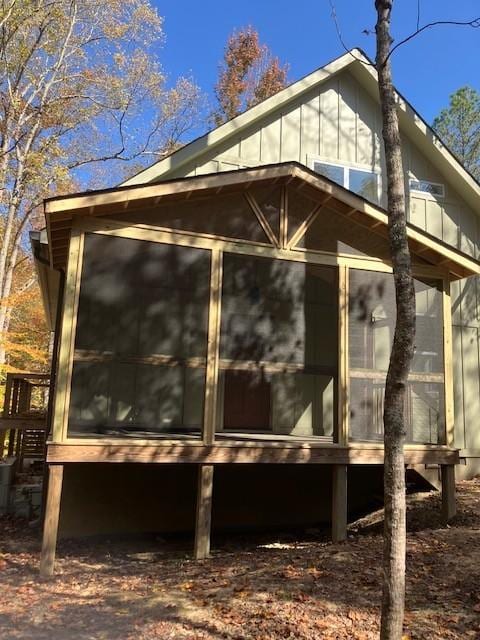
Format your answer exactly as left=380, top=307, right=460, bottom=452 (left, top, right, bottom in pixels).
left=375, top=2, right=416, bottom=638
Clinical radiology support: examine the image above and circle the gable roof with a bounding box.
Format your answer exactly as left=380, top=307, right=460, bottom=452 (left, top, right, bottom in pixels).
left=45, top=162, right=480, bottom=279
left=120, top=49, right=480, bottom=214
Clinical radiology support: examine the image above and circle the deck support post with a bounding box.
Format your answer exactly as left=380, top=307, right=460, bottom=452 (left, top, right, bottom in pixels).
left=441, top=464, right=456, bottom=523
left=39, top=464, right=64, bottom=577
left=332, top=464, right=348, bottom=542
left=194, top=464, right=214, bottom=560
left=7, top=429, right=15, bottom=456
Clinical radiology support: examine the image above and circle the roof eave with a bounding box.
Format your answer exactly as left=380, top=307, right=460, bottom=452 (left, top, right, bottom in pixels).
left=120, top=47, right=480, bottom=214
left=45, top=162, right=480, bottom=280
left=119, top=49, right=368, bottom=188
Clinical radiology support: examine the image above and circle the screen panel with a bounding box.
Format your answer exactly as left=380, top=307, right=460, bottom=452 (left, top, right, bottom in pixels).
left=249, top=184, right=282, bottom=240
left=104, top=191, right=270, bottom=244
left=295, top=205, right=432, bottom=266
left=348, top=269, right=445, bottom=444
left=287, top=185, right=319, bottom=244
left=217, top=253, right=338, bottom=439
left=68, top=234, right=211, bottom=439
left=296, top=205, right=392, bottom=259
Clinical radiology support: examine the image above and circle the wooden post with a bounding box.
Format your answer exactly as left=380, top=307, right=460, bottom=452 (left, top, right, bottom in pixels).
left=332, top=464, right=348, bottom=542
left=18, top=380, right=30, bottom=413
left=280, top=185, right=288, bottom=249
left=39, top=464, right=64, bottom=577
left=15, top=429, right=22, bottom=470
left=40, top=273, right=65, bottom=529
left=441, top=464, right=456, bottom=523
left=7, top=378, right=20, bottom=456
left=6, top=429, right=15, bottom=457
left=0, top=374, right=12, bottom=455
left=338, top=266, right=349, bottom=446
left=11, top=378, right=20, bottom=415
left=443, top=279, right=455, bottom=447
left=52, top=229, right=84, bottom=442
left=194, top=464, right=214, bottom=560
left=203, top=251, right=222, bottom=445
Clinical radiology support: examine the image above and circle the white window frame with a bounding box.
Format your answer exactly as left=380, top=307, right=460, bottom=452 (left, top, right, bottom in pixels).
left=307, top=156, right=382, bottom=205
left=408, top=177, right=445, bottom=200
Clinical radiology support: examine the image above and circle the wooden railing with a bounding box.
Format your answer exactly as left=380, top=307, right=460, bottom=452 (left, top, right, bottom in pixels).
left=1, top=372, right=50, bottom=473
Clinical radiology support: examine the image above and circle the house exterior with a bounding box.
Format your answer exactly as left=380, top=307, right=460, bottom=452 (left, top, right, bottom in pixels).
left=34, top=49, right=480, bottom=575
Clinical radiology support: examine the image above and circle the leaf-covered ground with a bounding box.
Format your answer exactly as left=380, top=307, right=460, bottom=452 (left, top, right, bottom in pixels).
left=1, top=479, right=479, bottom=639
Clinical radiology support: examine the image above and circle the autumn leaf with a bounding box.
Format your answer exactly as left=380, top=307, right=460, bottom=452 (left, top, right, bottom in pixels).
left=213, top=26, right=288, bottom=125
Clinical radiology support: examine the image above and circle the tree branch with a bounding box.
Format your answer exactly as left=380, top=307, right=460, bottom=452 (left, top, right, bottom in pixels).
left=327, top=0, right=376, bottom=66
left=385, top=16, right=480, bottom=64
left=328, top=1, right=479, bottom=69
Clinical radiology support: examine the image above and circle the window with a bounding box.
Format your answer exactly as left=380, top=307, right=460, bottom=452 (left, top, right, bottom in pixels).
left=312, top=160, right=379, bottom=204
left=409, top=179, right=445, bottom=199
left=349, top=168, right=378, bottom=203
left=314, top=162, right=344, bottom=186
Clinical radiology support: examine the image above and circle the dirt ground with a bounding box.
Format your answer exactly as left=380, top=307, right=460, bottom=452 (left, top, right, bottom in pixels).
left=1, top=479, right=479, bottom=640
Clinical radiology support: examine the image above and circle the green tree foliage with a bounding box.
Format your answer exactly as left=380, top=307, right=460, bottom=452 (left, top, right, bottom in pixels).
left=214, top=26, right=288, bottom=125
left=433, top=87, right=480, bottom=180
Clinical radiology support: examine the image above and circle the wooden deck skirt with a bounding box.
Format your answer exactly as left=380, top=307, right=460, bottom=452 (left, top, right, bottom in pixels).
left=46, top=442, right=460, bottom=466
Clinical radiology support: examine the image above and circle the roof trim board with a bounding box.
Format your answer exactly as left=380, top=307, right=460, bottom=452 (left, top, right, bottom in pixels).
left=44, top=162, right=480, bottom=279
left=120, top=50, right=362, bottom=187
left=118, top=49, right=480, bottom=215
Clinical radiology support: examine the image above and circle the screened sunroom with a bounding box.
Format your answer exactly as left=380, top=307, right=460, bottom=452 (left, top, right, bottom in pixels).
left=43, top=163, right=478, bottom=449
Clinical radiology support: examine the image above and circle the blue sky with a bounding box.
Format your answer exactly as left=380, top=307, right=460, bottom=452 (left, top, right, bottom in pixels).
left=154, top=0, right=479, bottom=124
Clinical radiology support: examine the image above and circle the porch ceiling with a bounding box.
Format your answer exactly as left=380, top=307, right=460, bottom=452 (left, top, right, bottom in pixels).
left=44, top=162, right=480, bottom=279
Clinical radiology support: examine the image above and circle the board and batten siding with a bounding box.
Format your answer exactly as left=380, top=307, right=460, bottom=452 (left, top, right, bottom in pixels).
left=163, top=69, right=480, bottom=472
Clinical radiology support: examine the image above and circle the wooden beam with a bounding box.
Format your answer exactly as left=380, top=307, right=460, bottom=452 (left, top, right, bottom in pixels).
left=194, top=464, right=214, bottom=560
left=443, top=279, right=455, bottom=447
left=338, top=266, right=349, bottom=446
left=0, top=418, right=46, bottom=430
left=5, top=373, right=50, bottom=381
left=349, top=368, right=444, bottom=383
left=280, top=185, right=287, bottom=249
left=73, top=350, right=206, bottom=368
left=203, top=250, right=222, bottom=445
left=14, top=428, right=22, bottom=459
left=7, top=429, right=15, bottom=456
left=50, top=228, right=71, bottom=239
left=2, top=373, right=14, bottom=416
left=51, top=240, right=71, bottom=251
left=71, top=215, right=444, bottom=279
left=45, top=162, right=480, bottom=278
left=46, top=442, right=460, bottom=466
left=46, top=165, right=294, bottom=215
left=41, top=277, right=64, bottom=529
left=50, top=221, right=73, bottom=231
left=51, top=230, right=84, bottom=442
left=332, top=464, right=348, bottom=542
left=39, top=464, right=64, bottom=577
left=244, top=191, right=279, bottom=247
left=0, top=374, right=14, bottom=453
left=11, top=379, right=20, bottom=416
left=441, top=464, right=456, bottom=523
left=287, top=199, right=328, bottom=250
